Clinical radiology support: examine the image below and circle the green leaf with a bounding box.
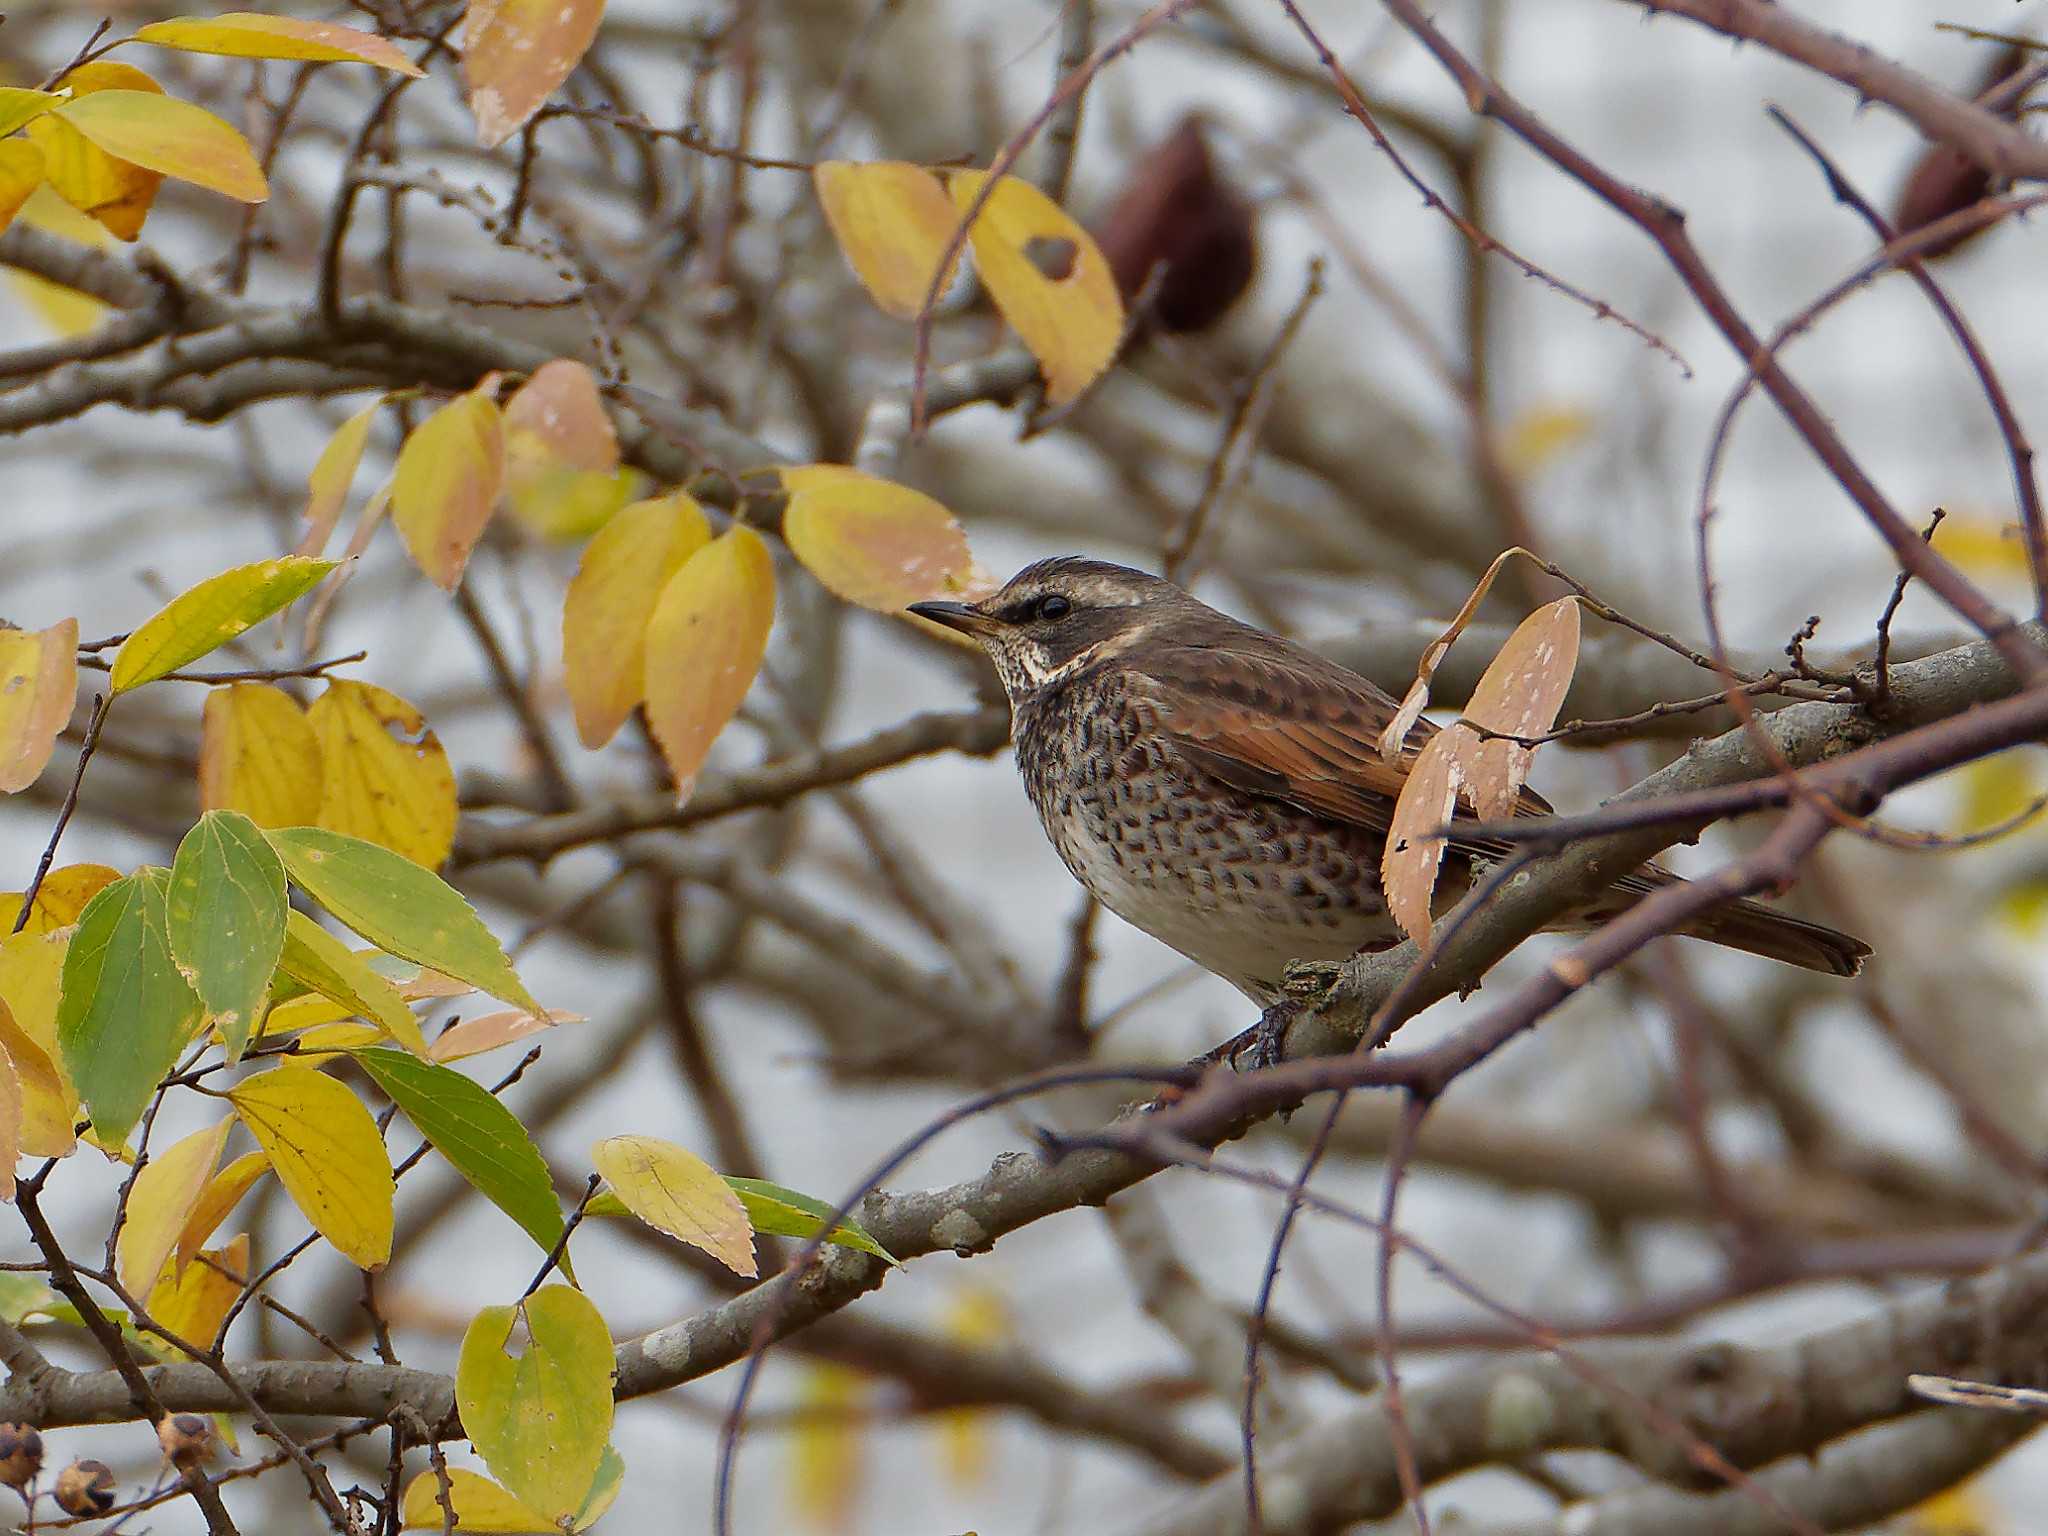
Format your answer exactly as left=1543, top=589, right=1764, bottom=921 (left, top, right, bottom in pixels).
left=722, top=1177, right=897, bottom=1265
left=457, top=1285, right=615, bottom=1526
left=353, top=1049, right=564, bottom=1261
left=267, top=828, right=541, bottom=1012
left=167, top=810, right=286, bottom=1061
left=110, top=557, right=336, bottom=691
left=56, top=871, right=201, bottom=1145
left=274, top=910, right=428, bottom=1057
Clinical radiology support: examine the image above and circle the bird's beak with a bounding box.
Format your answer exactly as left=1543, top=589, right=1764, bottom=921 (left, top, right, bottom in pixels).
left=908, top=599, right=999, bottom=637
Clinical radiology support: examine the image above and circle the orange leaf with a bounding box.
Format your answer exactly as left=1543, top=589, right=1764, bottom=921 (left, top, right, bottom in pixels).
left=54, top=90, right=267, bottom=203
left=465, top=0, right=605, bottom=149
left=563, top=493, right=711, bottom=748
left=1450, top=598, right=1580, bottom=821
left=813, top=161, right=966, bottom=321
left=643, top=527, right=775, bottom=799
left=0, top=141, right=45, bottom=237
left=133, top=14, right=423, bottom=75
left=0, top=618, right=77, bottom=794
left=430, top=1008, right=581, bottom=1063
left=780, top=465, right=970, bottom=611
left=504, top=360, right=617, bottom=473
left=199, top=683, right=323, bottom=829
left=26, top=63, right=164, bottom=240
left=1381, top=729, right=1465, bottom=947
left=392, top=386, right=505, bottom=589
left=948, top=170, right=1122, bottom=405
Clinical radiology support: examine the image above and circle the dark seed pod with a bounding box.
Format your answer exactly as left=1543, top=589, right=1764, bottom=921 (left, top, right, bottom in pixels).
left=53, top=1459, right=116, bottom=1518
left=158, top=1412, right=216, bottom=1471
left=1892, top=41, right=2032, bottom=259
left=1094, top=117, right=1257, bottom=333
left=0, top=1423, right=42, bottom=1489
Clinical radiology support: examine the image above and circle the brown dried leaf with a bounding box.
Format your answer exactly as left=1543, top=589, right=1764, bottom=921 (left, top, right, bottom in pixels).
left=1381, top=729, right=1466, bottom=947
left=1377, top=546, right=1531, bottom=761
left=1452, top=598, right=1581, bottom=821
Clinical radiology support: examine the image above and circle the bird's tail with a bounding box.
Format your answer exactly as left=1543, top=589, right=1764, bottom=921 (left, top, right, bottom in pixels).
left=1592, top=869, right=1870, bottom=976
left=1676, top=894, right=1870, bottom=977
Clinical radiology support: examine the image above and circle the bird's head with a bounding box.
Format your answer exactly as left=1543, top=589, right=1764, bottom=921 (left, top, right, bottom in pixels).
left=909, top=557, right=1195, bottom=703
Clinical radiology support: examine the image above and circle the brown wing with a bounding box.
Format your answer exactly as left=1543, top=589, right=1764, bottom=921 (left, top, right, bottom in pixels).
left=1134, top=643, right=1553, bottom=846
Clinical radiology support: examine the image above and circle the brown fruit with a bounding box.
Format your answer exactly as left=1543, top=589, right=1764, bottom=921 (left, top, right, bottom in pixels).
left=53, top=1459, right=116, bottom=1517
left=1892, top=41, right=2032, bottom=259
left=1094, top=117, right=1256, bottom=333
left=157, top=1412, right=216, bottom=1470
left=0, top=1422, right=42, bottom=1489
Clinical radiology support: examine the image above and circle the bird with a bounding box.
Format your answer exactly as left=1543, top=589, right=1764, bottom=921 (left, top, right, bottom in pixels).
left=909, top=557, right=1868, bottom=1017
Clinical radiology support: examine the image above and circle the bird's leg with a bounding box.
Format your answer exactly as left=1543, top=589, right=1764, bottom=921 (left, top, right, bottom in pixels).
left=1218, top=961, right=1348, bottom=1072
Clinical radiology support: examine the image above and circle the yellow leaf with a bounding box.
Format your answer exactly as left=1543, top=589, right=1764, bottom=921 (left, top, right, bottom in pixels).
left=174, top=1150, right=269, bottom=1273
left=456, top=1288, right=617, bottom=1524
left=112, top=557, right=336, bottom=692
left=591, top=1134, right=756, bottom=1277
left=148, top=1232, right=248, bottom=1352
left=789, top=1363, right=868, bottom=1530
left=813, top=160, right=966, bottom=321
left=4, top=186, right=110, bottom=334
left=502, top=361, right=630, bottom=538
left=273, top=911, right=431, bottom=1058
left=465, top=0, right=606, bottom=148
left=303, top=398, right=385, bottom=556
left=116, top=1117, right=231, bottom=1295
left=134, top=14, right=423, bottom=75
left=1382, top=728, right=1465, bottom=947
left=936, top=1287, right=1009, bottom=1489
left=228, top=1065, right=394, bottom=1269
left=199, top=683, right=324, bottom=829
left=392, top=386, right=505, bottom=590
left=0, top=865, right=119, bottom=935
left=26, top=63, right=165, bottom=240
left=505, top=463, right=640, bottom=540
left=401, top=1469, right=554, bottom=1532
left=0, top=88, right=59, bottom=138
left=308, top=680, right=457, bottom=867
left=642, top=527, right=774, bottom=797
left=1958, top=751, right=2045, bottom=835
left=0, top=929, right=70, bottom=1077
left=563, top=493, right=712, bottom=747
left=0, top=141, right=45, bottom=237
left=0, top=618, right=78, bottom=793
left=54, top=90, right=267, bottom=203
left=948, top=170, right=1123, bottom=405
left=780, top=465, right=971, bottom=611
left=1448, top=597, right=1580, bottom=821
left=430, top=1008, right=580, bottom=1062
left=1936, top=512, right=2029, bottom=580
left=1498, top=405, right=1596, bottom=481
left=0, top=1042, right=17, bottom=1200
left=401, top=1460, right=622, bottom=1533
left=0, top=992, right=75, bottom=1158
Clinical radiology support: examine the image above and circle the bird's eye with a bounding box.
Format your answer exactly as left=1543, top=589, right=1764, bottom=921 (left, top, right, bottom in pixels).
left=1036, top=594, right=1071, bottom=621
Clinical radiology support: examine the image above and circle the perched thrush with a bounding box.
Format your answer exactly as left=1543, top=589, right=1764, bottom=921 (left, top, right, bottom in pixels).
left=911, top=558, right=1868, bottom=1007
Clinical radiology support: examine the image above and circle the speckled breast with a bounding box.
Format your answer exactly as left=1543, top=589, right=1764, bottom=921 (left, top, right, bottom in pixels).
left=1011, top=669, right=1404, bottom=1001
